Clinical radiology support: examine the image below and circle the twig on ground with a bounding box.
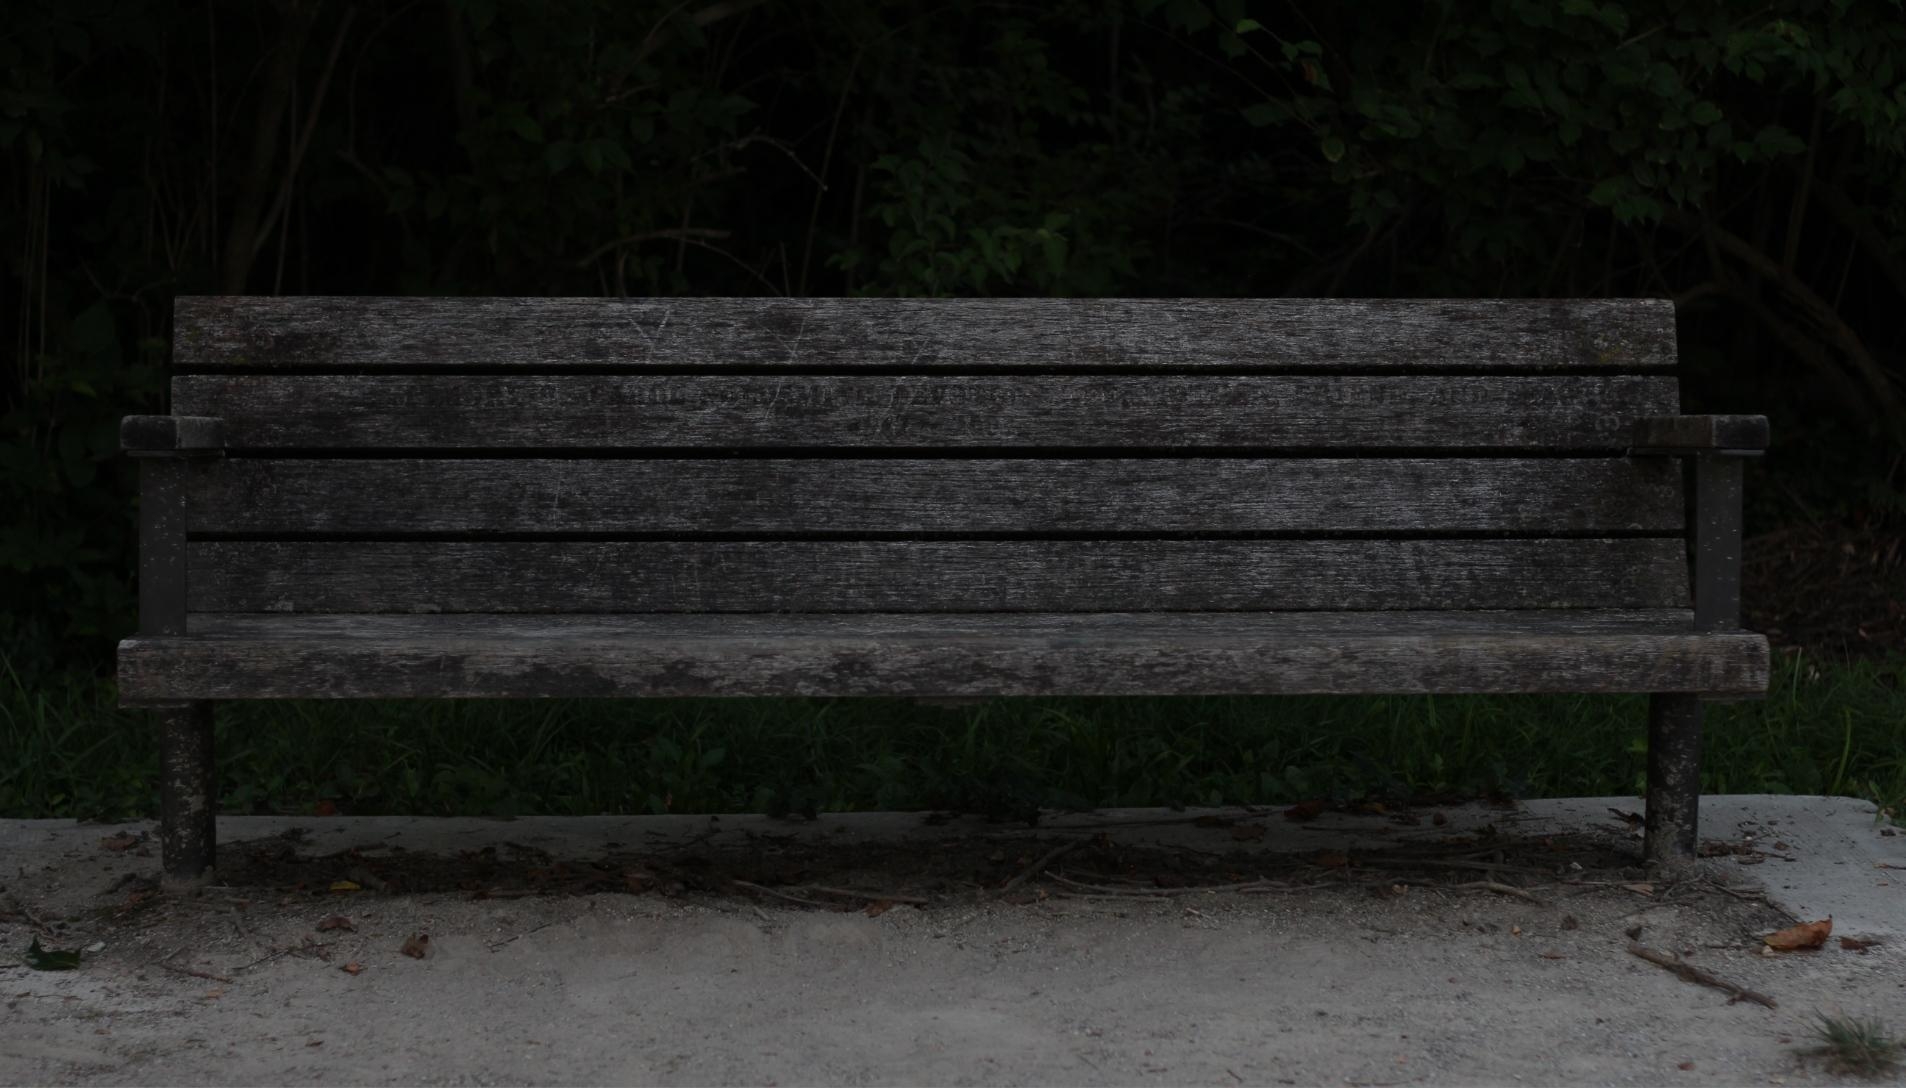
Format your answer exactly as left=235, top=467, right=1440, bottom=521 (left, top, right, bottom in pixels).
left=232, top=946, right=294, bottom=972
left=1390, top=878, right=1548, bottom=906
left=731, top=879, right=828, bottom=908
left=997, top=838, right=1090, bottom=896
left=233, top=936, right=335, bottom=972
left=1047, top=873, right=1294, bottom=897
left=798, top=886, right=930, bottom=906
left=2, top=895, right=56, bottom=935
left=1701, top=879, right=1772, bottom=904
left=1627, top=944, right=1777, bottom=1009
left=157, top=960, right=235, bottom=985
left=486, top=919, right=562, bottom=952
left=1357, top=857, right=1548, bottom=876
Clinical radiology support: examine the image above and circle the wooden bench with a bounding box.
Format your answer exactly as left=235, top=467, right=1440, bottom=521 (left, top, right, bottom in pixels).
left=119, top=297, right=1770, bottom=881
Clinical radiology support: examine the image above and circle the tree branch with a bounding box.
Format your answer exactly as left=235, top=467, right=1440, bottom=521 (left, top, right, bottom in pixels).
left=1674, top=212, right=1906, bottom=445
left=219, top=1, right=315, bottom=293
left=253, top=6, right=358, bottom=265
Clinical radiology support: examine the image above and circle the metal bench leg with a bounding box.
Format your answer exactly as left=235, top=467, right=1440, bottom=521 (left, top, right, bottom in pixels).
left=1643, top=693, right=1702, bottom=867
left=157, top=701, right=217, bottom=884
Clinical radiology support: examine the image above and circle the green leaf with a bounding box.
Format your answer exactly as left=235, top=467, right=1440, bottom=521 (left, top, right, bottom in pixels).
left=1235, top=18, right=1263, bottom=33
left=1587, top=176, right=1628, bottom=206
left=25, top=939, right=80, bottom=971
left=1754, top=124, right=1807, bottom=156
left=1242, top=102, right=1282, bottom=127
left=1320, top=135, right=1346, bottom=163
left=1689, top=100, right=1723, bottom=125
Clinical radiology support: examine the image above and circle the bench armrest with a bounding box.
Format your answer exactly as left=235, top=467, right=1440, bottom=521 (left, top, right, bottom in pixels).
left=125, top=416, right=222, bottom=637
left=1625, top=414, right=1766, bottom=633
left=1628, top=415, right=1769, bottom=455
left=122, top=415, right=225, bottom=457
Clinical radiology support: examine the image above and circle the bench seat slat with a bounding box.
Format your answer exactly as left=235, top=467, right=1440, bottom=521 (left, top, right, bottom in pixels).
left=116, top=610, right=1769, bottom=701
left=172, top=374, right=1680, bottom=450
left=188, top=539, right=1691, bottom=613
left=186, top=457, right=1684, bottom=534
left=173, top=297, right=1677, bottom=371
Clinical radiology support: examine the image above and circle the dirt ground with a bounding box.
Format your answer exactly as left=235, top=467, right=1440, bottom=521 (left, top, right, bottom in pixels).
left=2, top=796, right=1901, bottom=1086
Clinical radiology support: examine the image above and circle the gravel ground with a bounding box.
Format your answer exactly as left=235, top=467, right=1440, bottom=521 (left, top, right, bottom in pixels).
left=2, top=796, right=1901, bottom=1086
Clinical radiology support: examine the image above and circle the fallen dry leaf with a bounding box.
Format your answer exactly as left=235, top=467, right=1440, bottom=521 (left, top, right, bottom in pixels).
left=314, top=800, right=339, bottom=817
left=1229, top=824, right=1268, bottom=842
left=315, top=915, right=354, bottom=933
left=328, top=880, right=360, bottom=893
left=1539, top=950, right=1567, bottom=960
left=1431, top=812, right=1448, bottom=827
left=1621, top=882, right=1655, bottom=896
left=1763, top=917, right=1832, bottom=951
left=1839, top=936, right=1881, bottom=952
left=400, top=933, right=431, bottom=959
left=1192, top=814, right=1234, bottom=828
left=1283, top=800, right=1326, bottom=822
left=99, top=832, right=141, bottom=852
left=863, top=900, right=895, bottom=918
left=1560, top=915, right=1580, bottom=931
left=339, top=962, right=364, bottom=975
left=1312, top=851, right=1350, bottom=869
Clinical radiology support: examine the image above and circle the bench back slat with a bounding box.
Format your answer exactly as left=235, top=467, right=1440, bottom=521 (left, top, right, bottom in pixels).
left=173, top=374, right=1679, bottom=450
left=170, top=296, right=1688, bottom=616
left=183, top=457, right=1683, bottom=535
left=174, top=296, right=1677, bottom=371
left=186, top=540, right=1692, bottom=613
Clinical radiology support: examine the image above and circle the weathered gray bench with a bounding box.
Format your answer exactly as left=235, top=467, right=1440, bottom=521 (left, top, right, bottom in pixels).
left=120, top=297, right=1770, bottom=881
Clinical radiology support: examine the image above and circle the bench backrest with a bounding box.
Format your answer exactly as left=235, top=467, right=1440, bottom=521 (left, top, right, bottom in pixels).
left=167, top=297, right=1690, bottom=616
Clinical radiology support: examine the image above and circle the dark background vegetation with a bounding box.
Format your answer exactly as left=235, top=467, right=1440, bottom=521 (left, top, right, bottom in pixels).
left=1, top=0, right=1902, bottom=820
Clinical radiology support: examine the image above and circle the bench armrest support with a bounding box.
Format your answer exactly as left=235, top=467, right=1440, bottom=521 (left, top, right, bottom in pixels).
left=1626, top=416, right=1766, bottom=632
left=1627, top=414, right=1768, bottom=455
left=122, top=415, right=225, bottom=457
left=124, top=416, right=222, bottom=636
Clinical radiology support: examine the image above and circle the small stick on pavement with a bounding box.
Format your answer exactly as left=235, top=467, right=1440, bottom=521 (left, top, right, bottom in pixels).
left=998, top=838, right=1090, bottom=895
left=731, top=879, right=827, bottom=909
left=1627, top=944, right=1777, bottom=1009
left=799, top=886, right=930, bottom=906
left=1390, top=878, right=1548, bottom=906
left=157, top=960, right=235, bottom=985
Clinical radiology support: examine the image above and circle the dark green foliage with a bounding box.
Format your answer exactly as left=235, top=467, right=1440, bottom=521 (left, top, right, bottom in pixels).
left=23, top=938, right=81, bottom=971
left=3, top=0, right=1904, bottom=672
left=1803, top=1013, right=1903, bottom=1077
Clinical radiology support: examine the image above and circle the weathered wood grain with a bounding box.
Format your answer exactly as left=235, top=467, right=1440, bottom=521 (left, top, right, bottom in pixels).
left=184, top=457, right=1685, bottom=534
left=169, top=609, right=1717, bottom=638
left=187, top=538, right=1692, bottom=613
left=172, top=297, right=1679, bottom=371
left=116, top=610, right=1770, bottom=701
left=1630, top=414, right=1771, bottom=452
left=172, top=374, right=1681, bottom=449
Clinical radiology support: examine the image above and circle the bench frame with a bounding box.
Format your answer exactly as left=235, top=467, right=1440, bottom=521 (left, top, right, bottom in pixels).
left=120, top=301, right=1769, bottom=884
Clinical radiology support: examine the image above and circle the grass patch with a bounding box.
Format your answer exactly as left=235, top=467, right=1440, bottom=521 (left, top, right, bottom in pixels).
left=2, top=650, right=1901, bottom=822
left=1802, top=1013, right=1903, bottom=1077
